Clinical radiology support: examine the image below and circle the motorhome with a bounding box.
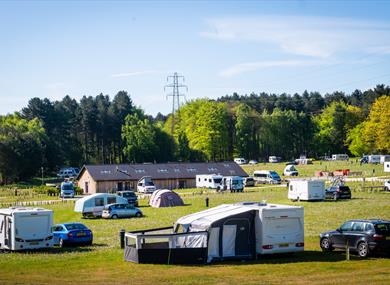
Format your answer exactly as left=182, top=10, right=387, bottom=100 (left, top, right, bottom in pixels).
left=288, top=180, right=325, bottom=201
left=332, top=154, right=349, bottom=161
left=253, top=170, right=281, bottom=184
left=221, top=176, right=244, bottom=192
left=124, top=202, right=304, bottom=264
left=137, top=176, right=156, bottom=194
left=74, top=193, right=128, bottom=218
left=57, top=167, right=80, bottom=178
left=233, top=158, right=247, bottom=165
left=0, top=207, right=54, bottom=251
left=60, top=181, right=75, bottom=198
left=196, top=174, right=223, bottom=190
left=268, top=156, right=281, bottom=163
left=283, top=165, right=298, bottom=176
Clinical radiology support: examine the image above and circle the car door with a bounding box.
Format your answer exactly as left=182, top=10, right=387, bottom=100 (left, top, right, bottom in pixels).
left=348, top=222, right=365, bottom=248
left=52, top=225, right=65, bottom=245
left=331, top=221, right=353, bottom=248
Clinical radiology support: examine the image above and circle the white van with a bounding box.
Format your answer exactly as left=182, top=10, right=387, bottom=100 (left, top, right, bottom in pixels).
left=74, top=193, right=128, bottom=218
left=288, top=180, right=325, bottom=201
left=268, top=156, right=281, bottom=163
left=332, top=154, right=349, bottom=161
left=196, top=174, right=223, bottom=190
left=221, top=176, right=244, bottom=192
left=0, top=207, right=54, bottom=251
left=253, top=170, right=282, bottom=184
left=137, top=176, right=156, bottom=194
left=234, top=158, right=247, bottom=165
left=57, top=167, right=80, bottom=178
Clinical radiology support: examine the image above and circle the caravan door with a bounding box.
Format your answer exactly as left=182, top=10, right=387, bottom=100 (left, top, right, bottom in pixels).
left=222, top=219, right=253, bottom=258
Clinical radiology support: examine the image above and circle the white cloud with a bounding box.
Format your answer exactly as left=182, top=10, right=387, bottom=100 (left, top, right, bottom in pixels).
left=219, top=59, right=327, bottom=77
left=111, top=70, right=165, bottom=78
left=201, top=16, right=390, bottom=58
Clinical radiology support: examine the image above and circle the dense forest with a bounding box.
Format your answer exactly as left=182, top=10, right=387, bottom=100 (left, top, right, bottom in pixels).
left=0, top=85, right=389, bottom=183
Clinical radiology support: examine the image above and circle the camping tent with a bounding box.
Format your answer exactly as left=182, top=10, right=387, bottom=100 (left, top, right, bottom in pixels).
left=149, top=189, right=184, bottom=208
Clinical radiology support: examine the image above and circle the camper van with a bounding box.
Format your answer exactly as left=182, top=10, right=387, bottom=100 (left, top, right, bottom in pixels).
left=288, top=180, right=325, bottom=201
left=234, top=158, right=247, bottom=165
left=196, top=174, right=224, bottom=190
left=332, top=154, right=349, bottom=161
left=0, top=207, right=54, bottom=251
left=74, top=193, right=128, bottom=218
left=60, top=181, right=75, bottom=198
left=175, top=202, right=304, bottom=261
left=253, top=170, right=281, bottom=184
left=137, top=176, right=156, bottom=194
left=221, top=176, right=244, bottom=192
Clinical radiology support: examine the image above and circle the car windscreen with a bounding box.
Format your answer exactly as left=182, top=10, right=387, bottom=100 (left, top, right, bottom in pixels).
left=145, top=182, right=154, bottom=186
left=65, top=224, right=87, bottom=231
left=375, top=223, right=390, bottom=235
left=270, top=171, right=280, bottom=179
left=61, top=184, right=74, bottom=190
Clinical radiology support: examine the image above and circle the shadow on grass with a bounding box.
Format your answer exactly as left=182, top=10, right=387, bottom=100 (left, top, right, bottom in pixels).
left=0, top=243, right=108, bottom=255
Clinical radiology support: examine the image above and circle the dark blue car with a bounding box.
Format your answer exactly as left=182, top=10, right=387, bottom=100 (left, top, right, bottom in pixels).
left=52, top=223, right=93, bottom=247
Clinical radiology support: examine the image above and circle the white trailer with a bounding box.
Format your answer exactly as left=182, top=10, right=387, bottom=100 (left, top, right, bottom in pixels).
left=288, top=180, right=325, bottom=201
left=174, top=202, right=304, bottom=262
left=74, top=193, right=128, bottom=218
left=332, top=154, right=349, bottom=161
left=368, top=155, right=381, bottom=164
left=0, top=207, right=54, bottom=251
left=196, top=174, right=223, bottom=190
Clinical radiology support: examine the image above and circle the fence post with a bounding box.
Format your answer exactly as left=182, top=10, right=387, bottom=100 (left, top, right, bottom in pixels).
left=120, top=229, right=125, bottom=248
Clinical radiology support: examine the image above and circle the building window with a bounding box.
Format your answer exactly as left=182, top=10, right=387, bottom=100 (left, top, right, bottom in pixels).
left=187, top=168, right=197, bottom=172
left=174, top=168, right=180, bottom=173
left=208, top=167, right=218, bottom=172
left=158, top=169, right=168, bottom=173
left=229, top=170, right=236, bottom=175
left=135, top=169, right=145, bottom=173
left=224, top=164, right=230, bottom=168
left=100, top=170, right=111, bottom=174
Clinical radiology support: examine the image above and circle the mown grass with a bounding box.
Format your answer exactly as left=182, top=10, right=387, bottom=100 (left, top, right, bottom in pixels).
left=0, top=186, right=389, bottom=285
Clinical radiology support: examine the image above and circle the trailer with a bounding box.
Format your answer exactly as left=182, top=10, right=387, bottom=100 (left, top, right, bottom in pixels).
left=288, top=180, right=325, bottom=201
left=0, top=207, right=54, bottom=251
left=196, top=174, right=223, bottom=190
left=74, top=193, right=128, bottom=218
left=124, top=202, right=304, bottom=264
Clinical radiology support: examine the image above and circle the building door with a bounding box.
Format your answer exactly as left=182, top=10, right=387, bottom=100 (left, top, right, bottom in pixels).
left=85, top=182, right=89, bottom=194
left=117, top=182, right=123, bottom=191
left=179, top=180, right=186, bottom=189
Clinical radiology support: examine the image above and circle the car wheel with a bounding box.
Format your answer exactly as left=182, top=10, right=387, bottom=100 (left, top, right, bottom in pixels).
left=358, top=241, right=369, bottom=258
left=135, top=212, right=142, bottom=218
left=59, top=238, right=65, bottom=248
left=320, top=238, right=333, bottom=252
left=87, top=240, right=93, bottom=246
left=385, top=187, right=389, bottom=192
left=111, top=214, right=118, bottom=219
left=333, top=193, right=338, bottom=201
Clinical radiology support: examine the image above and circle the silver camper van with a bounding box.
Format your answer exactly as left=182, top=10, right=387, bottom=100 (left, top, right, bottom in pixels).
left=253, top=170, right=282, bottom=184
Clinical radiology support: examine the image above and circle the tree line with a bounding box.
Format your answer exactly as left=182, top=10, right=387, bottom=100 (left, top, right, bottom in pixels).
left=0, top=85, right=389, bottom=183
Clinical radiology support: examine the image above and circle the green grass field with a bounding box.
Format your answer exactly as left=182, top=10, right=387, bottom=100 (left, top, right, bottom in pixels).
left=0, top=185, right=389, bottom=285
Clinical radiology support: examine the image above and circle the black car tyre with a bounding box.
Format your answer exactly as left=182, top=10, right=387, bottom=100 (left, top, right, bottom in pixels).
left=385, top=187, right=389, bottom=192
left=59, top=238, right=65, bottom=248
left=111, top=214, right=118, bottom=219
left=357, top=241, right=369, bottom=258
left=135, top=212, right=142, bottom=218
left=320, top=238, right=333, bottom=252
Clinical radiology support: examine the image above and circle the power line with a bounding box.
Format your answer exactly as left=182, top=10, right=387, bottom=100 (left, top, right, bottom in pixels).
left=164, top=72, right=188, bottom=135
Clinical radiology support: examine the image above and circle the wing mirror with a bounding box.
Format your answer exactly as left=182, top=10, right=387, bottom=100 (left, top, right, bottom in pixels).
left=336, top=228, right=342, bottom=232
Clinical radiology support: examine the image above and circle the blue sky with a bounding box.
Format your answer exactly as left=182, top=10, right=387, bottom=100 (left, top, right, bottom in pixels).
left=1, top=0, right=390, bottom=116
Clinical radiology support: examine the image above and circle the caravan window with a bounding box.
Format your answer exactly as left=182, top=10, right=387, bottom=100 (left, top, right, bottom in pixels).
left=0, top=220, right=3, bottom=233
left=95, top=198, right=104, bottom=207
left=107, top=196, right=116, bottom=204
left=265, top=218, right=302, bottom=234
left=213, top=178, right=222, bottom=183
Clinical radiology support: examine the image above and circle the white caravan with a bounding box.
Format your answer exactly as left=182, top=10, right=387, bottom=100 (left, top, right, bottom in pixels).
left=288, top=180, right=325, bottom=201
left=174, top=202, right=304, bottom=262
left=332, top=154, right=349, bottom=161
left=380, top=155, right=390, bottom=164
left=384, top=160, right=390, bottom=173
left=253, top=170, right=282, bottom=184
left=137, top=176, right=156, bottom=194
left=0, top=207, right=54, bottom=251
left=74, top=193, right=128, bottom=218
left=196, top=174, right=223, bottom=190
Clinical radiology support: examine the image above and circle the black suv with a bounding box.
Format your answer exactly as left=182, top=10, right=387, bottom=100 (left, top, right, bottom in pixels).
left=320, top=219, right=390, bottom=257
left=325, top=185, right=351, bottom=200
left=116, top=191, right=138, bottom=207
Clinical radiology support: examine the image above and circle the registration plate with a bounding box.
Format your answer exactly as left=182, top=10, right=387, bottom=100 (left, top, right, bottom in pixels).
left=30, top=242, right=39, bottom=245
left=77, top=232, right=86, bottom=237
left=279, top=243, right=289, bottom=248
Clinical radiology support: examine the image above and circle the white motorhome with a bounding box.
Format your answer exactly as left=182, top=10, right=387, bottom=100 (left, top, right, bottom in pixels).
left=0, top=207, right=54, bottom=251
left=221, top=176, right=244, bottom=192
left=196, top=174, right=223, bottom=190
left=288, top=180, right=325, bottom=201
left=137, top=176, right=156, bottom=194
left=234, top=158, right=247, bottom=165
left=332, top=154, right=349, bottom=161
left=74, top=193, right=128, bottom=218
left=175, top=202, right=304, bottom=261
left=253, top=170, right=281, bottom=184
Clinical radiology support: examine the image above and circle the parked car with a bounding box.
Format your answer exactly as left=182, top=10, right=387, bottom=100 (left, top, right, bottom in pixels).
left=283, top=165, right=298, bottom=176
left=385, top=180, right=390, bottom=192
left=116, top=191, right=138, bottom=206
left=52, top=223, right=93, bottom=247
left=248, top=160, right=258, bottom=165
left=234, top=158, right=247, bottom=165
left=102, top=203, right=143, bottom=219
left=320, top=219, right=390, bottom=257
left=325, top=185, right=351, bottom=200
left=244, top=177, right=255, bottom=187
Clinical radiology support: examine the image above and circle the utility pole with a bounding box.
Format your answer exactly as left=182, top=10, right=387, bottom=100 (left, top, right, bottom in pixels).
left=164, top=72, right=188, bottom=135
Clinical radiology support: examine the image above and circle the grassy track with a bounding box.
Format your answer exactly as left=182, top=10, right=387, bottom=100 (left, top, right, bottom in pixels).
left=0, top=186, right=389, bottom=285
